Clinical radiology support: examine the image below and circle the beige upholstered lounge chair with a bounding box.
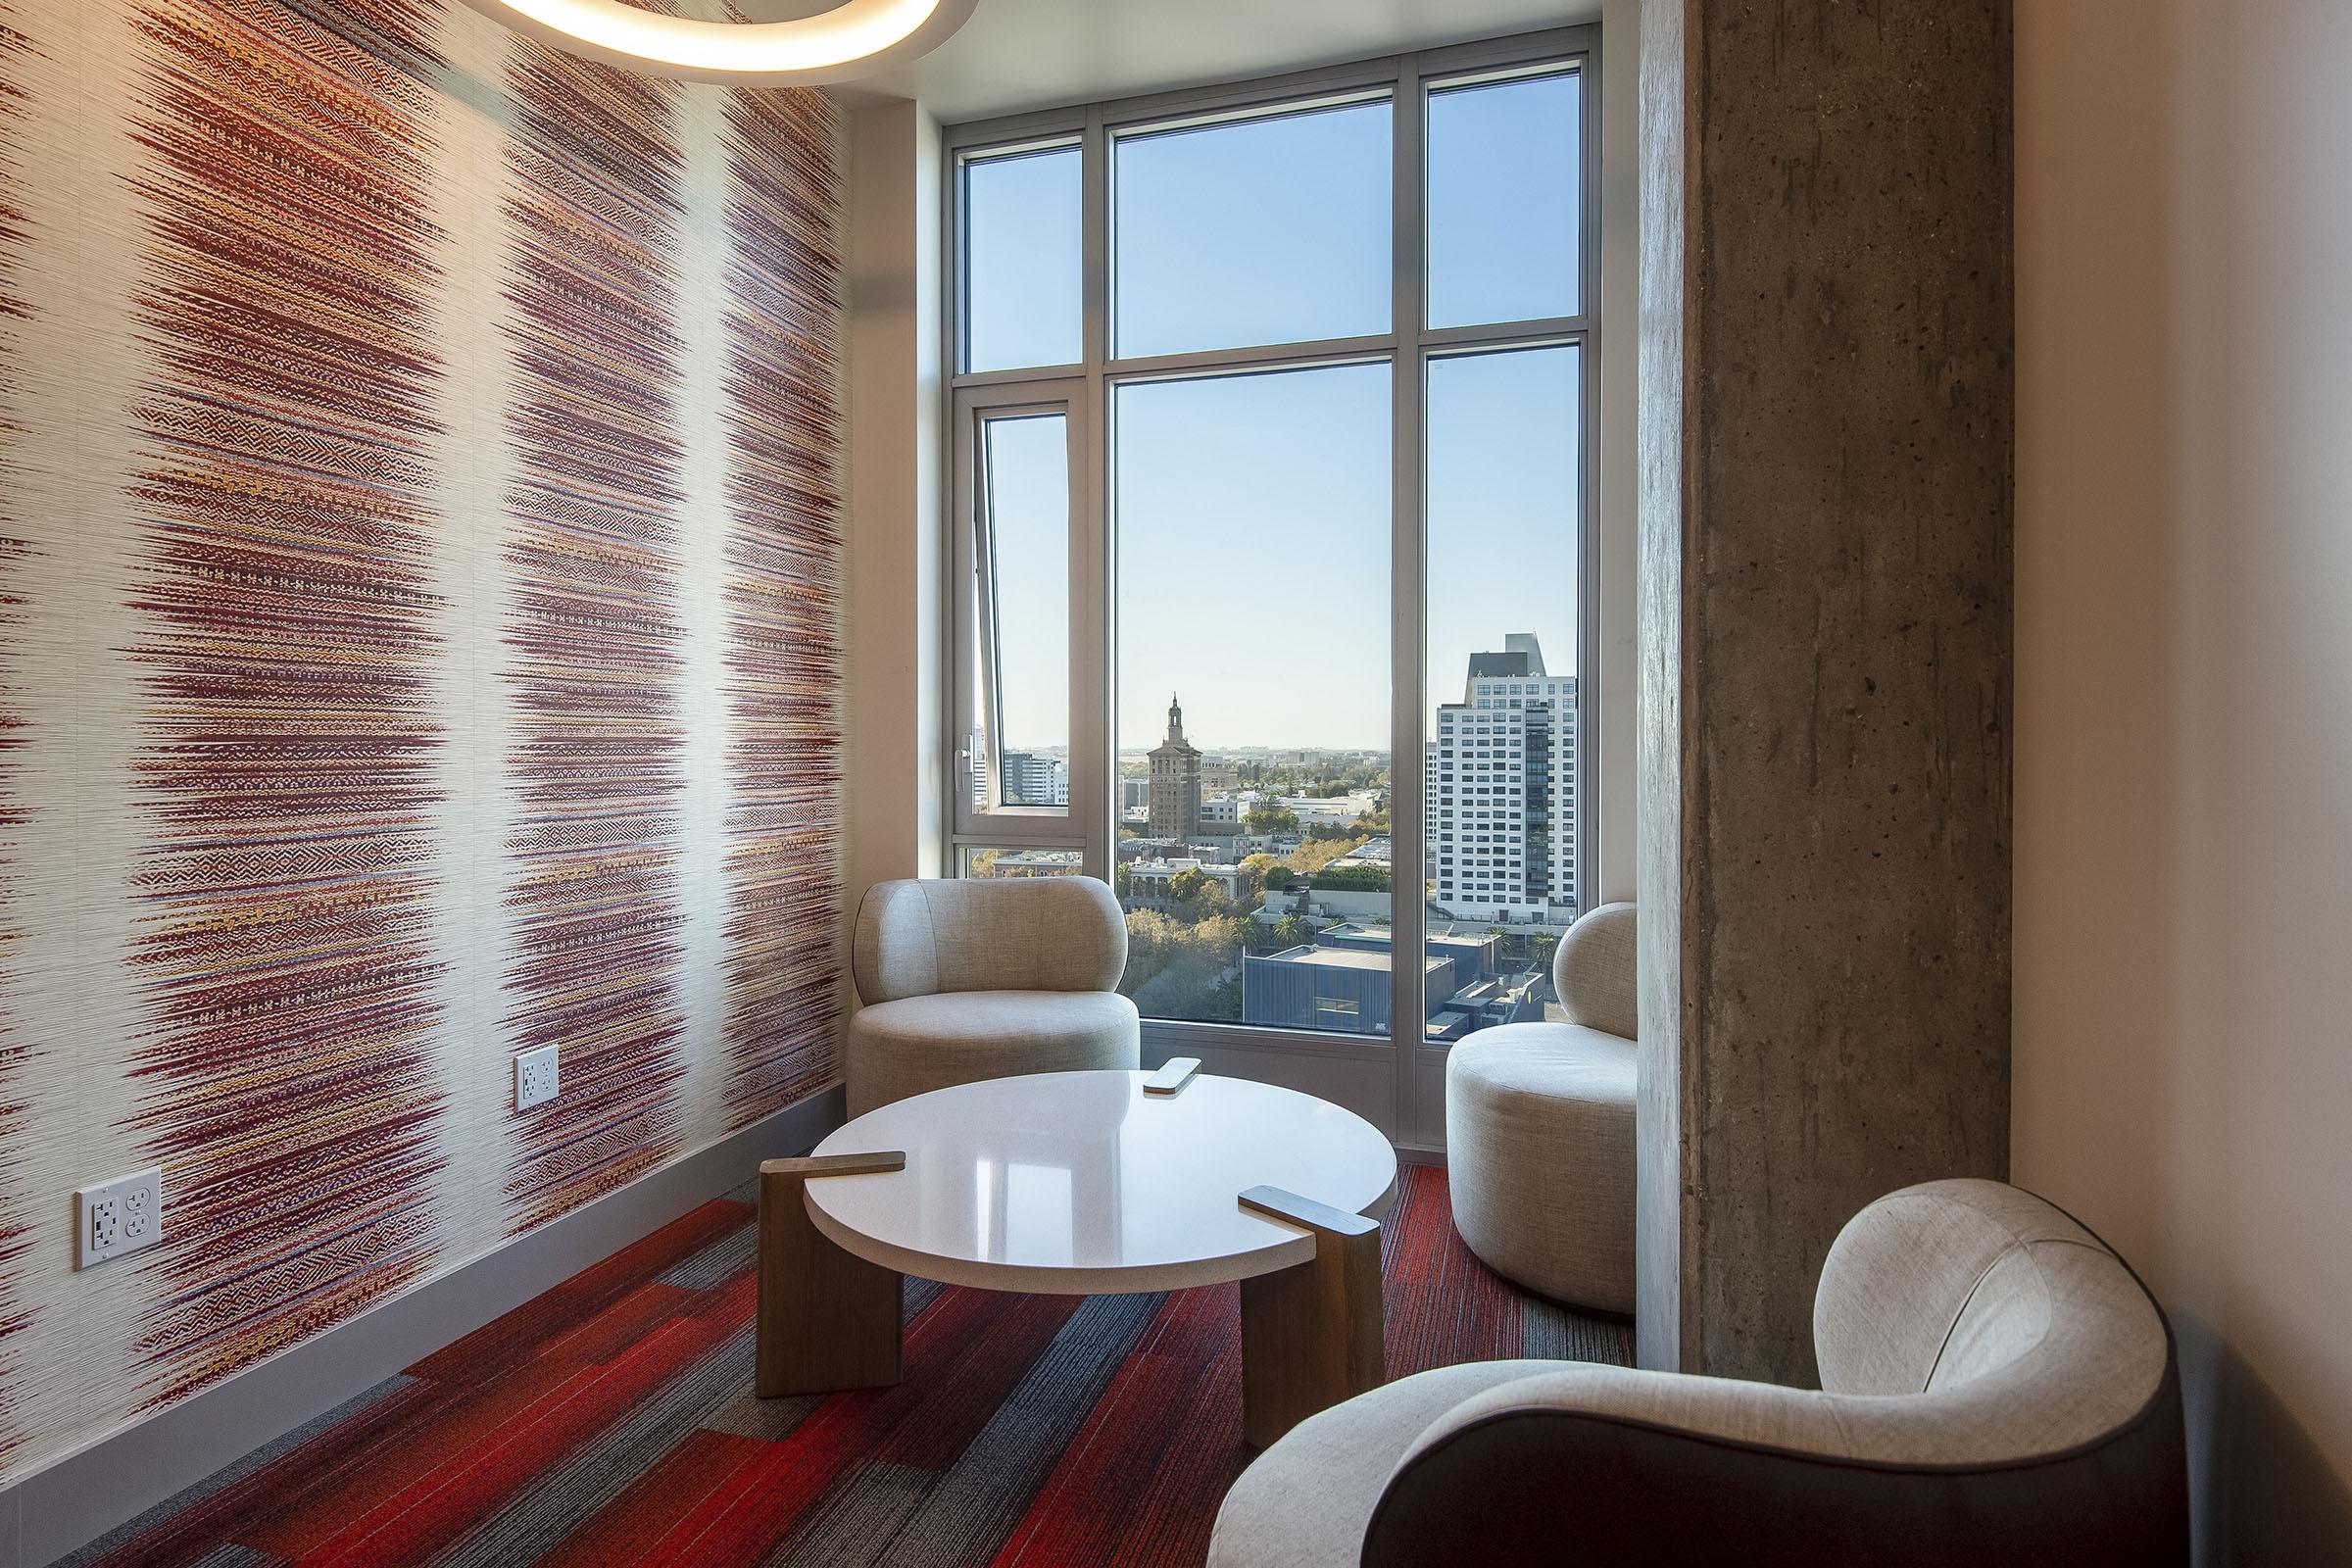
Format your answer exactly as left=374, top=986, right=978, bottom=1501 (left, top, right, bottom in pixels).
left=846, top=876, right=1142, bottom=1117
left=1209, top=1177, right=2187, bottom=1566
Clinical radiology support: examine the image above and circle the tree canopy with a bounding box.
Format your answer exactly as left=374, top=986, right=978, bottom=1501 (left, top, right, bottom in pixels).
left=1244, top=805, right=1300, bottom=835
left=1309, top=864, right=1391, bottom=893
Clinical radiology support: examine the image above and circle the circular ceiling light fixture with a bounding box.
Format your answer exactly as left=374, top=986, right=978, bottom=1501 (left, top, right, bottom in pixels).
left=457, top=0, right=980, bottom=86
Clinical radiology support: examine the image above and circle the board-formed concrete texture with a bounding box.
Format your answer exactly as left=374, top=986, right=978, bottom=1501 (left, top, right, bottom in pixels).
left=1641, top=0, right=2014, bottom=1383
left=1634, top=0, right=1692, bottom=1376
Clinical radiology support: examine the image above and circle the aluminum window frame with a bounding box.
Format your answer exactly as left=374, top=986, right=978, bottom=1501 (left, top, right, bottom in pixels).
left=942, top=24, right=1602, bottom=1142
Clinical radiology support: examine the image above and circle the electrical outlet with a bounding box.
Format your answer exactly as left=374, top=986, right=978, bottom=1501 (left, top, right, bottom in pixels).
left=515, top=1044, right=561, bottom=1112
left=75, top=1168, right=163, bottom=1270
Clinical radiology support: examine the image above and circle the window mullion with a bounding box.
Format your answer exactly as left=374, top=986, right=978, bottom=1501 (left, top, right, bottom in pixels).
left=946, top=33, right=1600, bottom=1102
left=1388, top=54, right=1428, bottom=1122
left=1080, top=104, right=1111, bottom=882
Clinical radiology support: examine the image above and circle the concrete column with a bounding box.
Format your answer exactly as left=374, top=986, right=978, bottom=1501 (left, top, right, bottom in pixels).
left=1637, top=1, right=2014, bottom=1382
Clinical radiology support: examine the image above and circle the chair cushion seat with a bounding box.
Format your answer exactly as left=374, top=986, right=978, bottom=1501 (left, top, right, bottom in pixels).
left=1445, top=1022, right=1637, bottom=1312
left=846, top=989, right=1141, bottom=1117
left=1207, top=1359, right=1562, bottom=1568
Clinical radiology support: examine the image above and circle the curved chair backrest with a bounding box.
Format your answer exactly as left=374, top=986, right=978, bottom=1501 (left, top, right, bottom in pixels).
left=1552, top=902, right=1636, bottom=1038
left=1361, top=1179, right=2187, bottom=1566
left=1808, top=1179, right=2175, bottom=1456
left=853, top=877, right=1127, bottom=1004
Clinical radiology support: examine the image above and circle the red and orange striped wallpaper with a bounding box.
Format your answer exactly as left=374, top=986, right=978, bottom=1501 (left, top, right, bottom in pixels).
left=0, top=0, right=844, bottom=1484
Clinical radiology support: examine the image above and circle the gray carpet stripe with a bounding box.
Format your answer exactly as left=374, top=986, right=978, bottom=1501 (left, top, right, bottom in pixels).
left=760, top=1288, right=1153, bottom=1565
left=758, top=1292, right=1163, bottom=1567
left=52, top=1377, right=416, bottom=1567
left=661, top=1224, right=956, bottom=1307
left=702, top=1382, right=828, bottom=1443
left=184, top=1547, right=282, bottom=1568
left=1522, top=1293, right=1634, bottom=1364
left=902, top=1275, right=947, bottom=1320
left=431, top=1262, right=955, bottom=1564
left=869, top=1291, right=1167, bottom=1568
left=767, top=1461, right=934, bottom=1567
left=659, top=1221, right=757, bottom=1290
left=428, top=1322, right=770, bottom=1568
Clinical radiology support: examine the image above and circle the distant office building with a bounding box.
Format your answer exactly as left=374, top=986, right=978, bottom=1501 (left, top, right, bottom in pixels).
left=1200, top=761, right=1243, bottom=794
left=1425, top=633, right=1578, bottom=924
left=1121, top=776, right=1150, bottom=810
left=1273, top=791, right=1380, bottom=828
left=1243, top=946, right=1450, bottom=1036
left=982, top=849, right=1084, bottom=878
left=1244, top=923, right=1544, bottom=1040
left=999, top=751, right=1068, bottom=808
left=1148, top=694, right=1202, bottom=839
left=1311, top=922, right=1493, bottom=997
left=1126, top=855, right=1246, bottom=908
left=1425, top=970, right=1548, bottom=1040
left=1199, top=794, right=1241, bottom=830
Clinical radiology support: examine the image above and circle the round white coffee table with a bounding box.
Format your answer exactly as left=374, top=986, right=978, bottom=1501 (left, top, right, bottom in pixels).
left=756, top=1067, right=1397, bottom=1447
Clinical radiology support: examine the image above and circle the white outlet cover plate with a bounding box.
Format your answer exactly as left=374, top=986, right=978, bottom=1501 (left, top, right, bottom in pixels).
left=75, top=1167, right=163, bottom=1270
left=515, top=1045, right=560, bottom=1112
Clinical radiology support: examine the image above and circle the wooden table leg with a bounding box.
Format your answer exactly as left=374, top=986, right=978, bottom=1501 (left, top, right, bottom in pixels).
left=757, top=1152, right=906, bottom=1397
left=1236, top=1184, right=1386, bottom=1449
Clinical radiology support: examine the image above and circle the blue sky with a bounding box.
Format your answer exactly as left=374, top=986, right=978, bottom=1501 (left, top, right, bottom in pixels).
left=967, top=71, right=1581, bottom=754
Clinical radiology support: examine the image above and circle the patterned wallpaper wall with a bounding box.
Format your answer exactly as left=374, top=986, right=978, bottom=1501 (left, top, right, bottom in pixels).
left=0, top=0, right=846, bottom=1484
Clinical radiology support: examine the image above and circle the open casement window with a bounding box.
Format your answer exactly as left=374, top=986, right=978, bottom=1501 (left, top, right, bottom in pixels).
left=945, top=27, right=1600, bottom=1148
left=951, top=389, right=1096, bottom=858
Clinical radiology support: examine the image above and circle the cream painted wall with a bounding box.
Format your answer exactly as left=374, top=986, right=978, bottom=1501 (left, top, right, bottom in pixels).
left=2014, top=2, right=2352, bottom=1557
left=844, top=100, right=946, bottom=935
left=1591, top=0, right=1639, bottom=906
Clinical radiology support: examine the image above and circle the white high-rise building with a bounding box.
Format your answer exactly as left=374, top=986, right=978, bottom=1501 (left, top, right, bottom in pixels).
left=1424, top=634, right=1577, bottom=925
left=998, top=751, right=1069, bottom=807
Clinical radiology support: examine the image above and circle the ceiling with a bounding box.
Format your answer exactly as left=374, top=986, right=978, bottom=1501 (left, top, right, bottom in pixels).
left=736, top=0, right=1590, bottom=122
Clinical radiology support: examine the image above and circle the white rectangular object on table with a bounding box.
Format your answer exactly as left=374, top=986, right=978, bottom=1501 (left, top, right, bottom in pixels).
left=1142, top=1057, right=1202, bottom=1096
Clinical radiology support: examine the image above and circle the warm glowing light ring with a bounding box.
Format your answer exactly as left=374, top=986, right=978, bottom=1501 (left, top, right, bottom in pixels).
left=457, top=0, right=979, bottom=85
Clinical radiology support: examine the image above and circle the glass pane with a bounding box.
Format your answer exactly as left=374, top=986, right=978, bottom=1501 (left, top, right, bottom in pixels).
left=963, top=146, right=1082, bottom=372
left=1427, top=70, right=1580, bottom=328
left=976, top=413, right=1069, bottom=808
left=1113, top=100, right=1392, bottom=359
left=1424, top=346, right=1581, bottom=1044
left=960, top=846, right=1087, bottom=879
left=1113, top=364, right=1391, bottom=1033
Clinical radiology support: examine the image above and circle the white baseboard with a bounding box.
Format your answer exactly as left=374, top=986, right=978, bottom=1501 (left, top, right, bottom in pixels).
left=0, top=1085, right=845, bottom=1568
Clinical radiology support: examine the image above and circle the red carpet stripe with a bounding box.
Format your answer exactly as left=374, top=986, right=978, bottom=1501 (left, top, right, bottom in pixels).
left=78, top=1165, right=1629, bottom=1567
left=497, top=37, right=691, bottom=1235
left=613, top=1289, right=1082, bottom=1567
left=992, top=1286, right=1247, bottom=1568
left=715, top=86, right=846, bottom=1132
left=411, top=1199, right=749, bottom=1386
left=121, top=0, right=452, bottom=1408
left=303, top=1308, right=746, bottom=1568
left=871, top=1292, right=1164, bottom=1567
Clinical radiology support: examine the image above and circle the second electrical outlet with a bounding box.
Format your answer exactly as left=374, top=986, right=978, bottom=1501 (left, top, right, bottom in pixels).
left=514, top=1044, right=560, bottom=1111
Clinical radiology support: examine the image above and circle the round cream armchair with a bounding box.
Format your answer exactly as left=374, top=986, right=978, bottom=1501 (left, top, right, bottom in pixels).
left=846, top=877, right=1141, bottom=1117
left=1445, top=902, right=1638, bottom=1312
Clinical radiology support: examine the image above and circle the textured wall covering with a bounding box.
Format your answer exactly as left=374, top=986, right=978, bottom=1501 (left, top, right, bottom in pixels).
left=0, top=0, right=844, bottom=1487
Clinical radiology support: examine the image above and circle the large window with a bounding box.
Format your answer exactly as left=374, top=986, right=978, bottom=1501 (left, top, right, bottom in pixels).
left=948, top=29, right=1598, bottom=1092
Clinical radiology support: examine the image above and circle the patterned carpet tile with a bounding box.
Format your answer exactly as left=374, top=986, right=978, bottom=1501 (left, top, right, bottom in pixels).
left=74, top=1164, right=1630, bottom=1567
